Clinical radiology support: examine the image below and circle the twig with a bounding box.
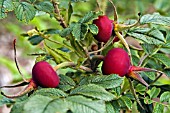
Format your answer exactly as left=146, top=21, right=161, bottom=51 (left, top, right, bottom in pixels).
left=138, top=54, right=149, bottom=67
left=149, top=73, right=164, bottom=86
left=52, top=0, right=67, bottom=28
left=89, top=37, right=114, bottom=55
left=108, top=0, right=118, bottom=22
left=53, top=62, right=93, bottom=72
left=128, top=78, right=145, bottom=110
left=13, top=39, right=29, bottom=83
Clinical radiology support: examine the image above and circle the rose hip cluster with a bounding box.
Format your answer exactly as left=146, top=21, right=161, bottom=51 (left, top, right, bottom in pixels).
left=93, top=15, right=162, bottom=86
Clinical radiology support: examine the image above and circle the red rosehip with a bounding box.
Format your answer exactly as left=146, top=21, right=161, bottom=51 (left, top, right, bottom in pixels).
left=102, top=48, right=130, bottom=76
left=93, top=15, right=113, bottom=43
left=32, top=61, right=60, bottom=88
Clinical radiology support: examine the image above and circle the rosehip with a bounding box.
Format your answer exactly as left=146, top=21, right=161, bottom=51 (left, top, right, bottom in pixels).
left=101, top=48, right=158, bottom=87
left=102, top=48, right=130, bottom=76
left=93, top=15, right=113, bottom=43
left=32, top=61, right=60, bottom=88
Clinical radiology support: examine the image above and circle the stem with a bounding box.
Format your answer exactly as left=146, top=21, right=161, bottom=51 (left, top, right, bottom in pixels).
left=108, top=0, right=118, bottom=22
left=52, top=0, right=67, bottom=28
left=0, top=81, right=29, bottom=88
left=138, top=54, right=149, bottom=67
left=91, top=55, right=104, bottom=60
left=95, top=0, right=101, bottom=12
left=89, top=37, right=114, bottom=55
left=13, top=39, right=29, bottom=83
left=115, top=32, right=132, bottom=63
left=114, top=12, right=141, bottom=32
left=53, top=62, right=93, bottom=72
left=149, top=73, right=164, bottom=86
left=53, top=62, right=75, bottom=71
left=128, top=78, right=145, bottom=110
left=46, top=38, right=74, bottom=52
left=1, top=79, right=37, bottom=98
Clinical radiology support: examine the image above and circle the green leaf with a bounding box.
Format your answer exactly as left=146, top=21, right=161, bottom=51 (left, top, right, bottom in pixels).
left=127, top=28, right=164, bottom=45
left=43, top=98, right=69, bottom=113
left=121, top=96, right=132, bottom=110
left=59, top=74, right=76, bottom=91
left=130, top=28, right=165, bottom=42
left=0, top=0, right=14, bottom=19
left=153, top=102, right=164, bottom=113
left=70, top=36, right=87, bottom=57
left=23, top=95, right=53, bottom=113
left=28, top=35, right=44, bottom=45
left=106, top=102, right=117, bottom=113
left=66, top=95, right=106, bottom=113
left=147, top=87, right=160, bottom=98
left=143, top=72, right=156, bottom=80
left=27, top=0, right=36, bottom=3
left=10, top=100, right=27, bottom=113
left=72, top=23, right=88, bottom=40
left=111, top=100, right=120, bottom=113
left=152, top=53, right=170, bottom=68
left=135, top=84, right=147, bottom=95
left=79, top=74, right=123, bottom=89
left=79, top=11, right=101, bottom=23
left=71, top=0, right=87, bottom=2
left=45, top=44, right=71, bottom=63
left=89, top=24, right=98, bottom=35
left=160, top=91, right=170, bottom=102
left=68, top=2, right=73, bottom=23
left=35, top=1, right=54, bottom=13
left=33, top=88, right=67, bottom=98
left=70, top=84, right=116, bottom=101
left=141, top=43, right=157, bottom=55
left=60, top=27, right=73, bottom=37
left=72, top=23, right=81, bottom=40
left=144, top=96, right=153, bottom=104
left=44, top=29, right=60, bottom=34
left=140, top=13, right=170, bottom=26
left=0, top=96, right=14, bottom=106
left=14, top=2, right=36, bottom=22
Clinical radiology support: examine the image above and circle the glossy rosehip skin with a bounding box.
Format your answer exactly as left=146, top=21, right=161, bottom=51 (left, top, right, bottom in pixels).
left=93, top=15, right=113, bottom=43
left=32, top=61, right=60, bottom=88
left=102, top=48, right=131, bottom=76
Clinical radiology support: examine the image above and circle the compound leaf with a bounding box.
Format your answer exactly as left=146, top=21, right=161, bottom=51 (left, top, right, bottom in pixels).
left=66, top=95, right=106, bottom=113
left=33, top=88, right=67, bottom=98
left=14, top=2, right=36, bottom=22
left=79, top=74, right=123, bottom=89
left=70, top=84, right=116, bottom=101
left=140, top=13, right=170, bottom=26
left=23, top=95, right=53, bottom=113
left=35, top=1, right=54, bottom=13
left=0, top=0, right=14, bottom=19
left=152, top=53, right=170, bottom=68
